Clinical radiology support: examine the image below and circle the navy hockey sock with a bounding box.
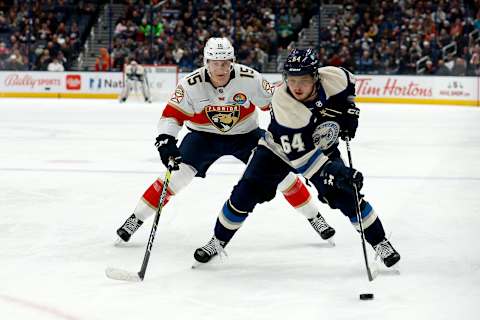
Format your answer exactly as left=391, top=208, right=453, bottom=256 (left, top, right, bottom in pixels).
left=363, top=217, right=386, bottom=247
left=214, top=200, right=249, bottom=244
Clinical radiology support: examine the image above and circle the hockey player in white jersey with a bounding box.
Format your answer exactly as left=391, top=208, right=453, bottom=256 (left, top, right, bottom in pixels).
left=115, top=38, right=336, bottom=245
left=194, top=48, right=401, bottom=269
left=119, top=60, right=152, bottom=103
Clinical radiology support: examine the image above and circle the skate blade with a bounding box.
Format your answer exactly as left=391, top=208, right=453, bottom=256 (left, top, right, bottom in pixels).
left=327, top=237, right=336, bottom=247
left=114, top=238, right=126, bottom=246
left=191, top=252, right=229, bottom=269
left=371, top=260, right=401, bottom=277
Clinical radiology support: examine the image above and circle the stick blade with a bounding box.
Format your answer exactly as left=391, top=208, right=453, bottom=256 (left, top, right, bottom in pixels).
left=105, top=267, right=142, bottom=282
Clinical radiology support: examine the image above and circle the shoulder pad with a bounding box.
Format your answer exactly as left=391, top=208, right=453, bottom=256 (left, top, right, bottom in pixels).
left=318, top=66, right=354, bottom=98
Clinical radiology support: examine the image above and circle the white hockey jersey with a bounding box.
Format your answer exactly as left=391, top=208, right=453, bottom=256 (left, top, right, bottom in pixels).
left=125, top=64, right=145, bottom=75
left=125, top=64, right=145, bottom=80
left=158, top=63, right=274, bottom=136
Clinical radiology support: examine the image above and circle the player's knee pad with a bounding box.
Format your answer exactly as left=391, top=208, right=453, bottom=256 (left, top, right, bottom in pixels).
left=168, top=163, right=196, bottom=193
left=278, top=173, right=311, bottom=208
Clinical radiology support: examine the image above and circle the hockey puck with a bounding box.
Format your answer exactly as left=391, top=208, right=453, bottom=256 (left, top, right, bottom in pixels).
left=359, top=293, right=374, bottom=300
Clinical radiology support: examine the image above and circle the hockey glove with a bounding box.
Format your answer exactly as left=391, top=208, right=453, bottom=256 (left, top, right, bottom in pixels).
left=155, top=134, right=182, bottom=170
left=320, top=158, right=363, bottom=193
left=338, top=105, right=359, bottom=140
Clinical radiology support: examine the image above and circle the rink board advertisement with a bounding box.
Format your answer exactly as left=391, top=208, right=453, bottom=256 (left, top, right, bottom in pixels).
left=0, top=71, right=122, bottom=99
left=0, top=71, right=478, bottom=106
left=352, top=75, right=479, bottom=106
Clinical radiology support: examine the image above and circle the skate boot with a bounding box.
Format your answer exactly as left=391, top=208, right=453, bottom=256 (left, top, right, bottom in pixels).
left=374, top=239, right=400, bottom=268
left=308, top=213, right=336, bottom=240
left=193, top=236, right=227, bottom=263
left=116, top=214, right=143, bottom=242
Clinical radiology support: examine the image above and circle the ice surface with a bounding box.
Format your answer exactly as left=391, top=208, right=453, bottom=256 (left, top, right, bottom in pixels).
left=1, top=98, right=479, bottom=320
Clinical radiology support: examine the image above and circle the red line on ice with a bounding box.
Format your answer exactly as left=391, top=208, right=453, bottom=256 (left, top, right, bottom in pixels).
left=0, top=294, right=82, bottom=320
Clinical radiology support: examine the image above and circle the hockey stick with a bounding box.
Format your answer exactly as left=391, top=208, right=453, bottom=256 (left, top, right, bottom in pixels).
left=106, top=161, right=174, bottom=282
left=345, top=138, right=375, bottom=282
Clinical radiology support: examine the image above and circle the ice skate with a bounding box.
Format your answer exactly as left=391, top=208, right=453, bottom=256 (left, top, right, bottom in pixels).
left=192, top=236, right=227, bottom=268
left=373, top=238, right=400, bottom=268
left=308, top=212, right=336, bottom=246
left=115, top=214, right=143, bottom=245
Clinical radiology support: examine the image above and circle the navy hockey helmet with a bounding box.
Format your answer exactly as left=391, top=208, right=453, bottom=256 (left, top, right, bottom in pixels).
left=283, top=48, right=319, bottom=79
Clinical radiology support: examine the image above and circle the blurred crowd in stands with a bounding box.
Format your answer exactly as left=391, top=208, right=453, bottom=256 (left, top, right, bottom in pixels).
left=320, top=0, right=480, bottom=76
left=0, top=0, right=97, bottom=71
left=105, top=0, right=312, bottom=73
left=1, top=0, right=479, bottom=76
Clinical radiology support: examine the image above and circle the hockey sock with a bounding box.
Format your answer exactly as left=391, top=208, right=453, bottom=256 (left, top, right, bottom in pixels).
left=349, top=200, right=377, bottom=230
left=214, top=200, right=249, bottom=244
left=349, top=200, right=385, bottom=247
left=279, top=175, right=317, bottom=219
left=134, top=179, right=173, bottom=221
left=133, top=164, right=195, bottom=221
left=363, top=218, right=386, bottom=247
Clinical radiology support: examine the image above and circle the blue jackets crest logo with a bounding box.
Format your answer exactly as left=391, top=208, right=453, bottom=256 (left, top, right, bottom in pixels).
left=312, top=121, right=340, bottom=150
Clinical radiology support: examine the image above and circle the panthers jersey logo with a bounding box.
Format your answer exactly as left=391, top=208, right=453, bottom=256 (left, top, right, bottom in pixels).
left=312, top=121, right=340, bottom=150
left=205, top=105, right=240, bottom=132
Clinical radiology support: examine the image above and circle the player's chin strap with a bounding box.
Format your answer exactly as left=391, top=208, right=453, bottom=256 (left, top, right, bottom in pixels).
left=205, top=60, right=235, bottom=78
left=345, top=137, right=375, bottom=282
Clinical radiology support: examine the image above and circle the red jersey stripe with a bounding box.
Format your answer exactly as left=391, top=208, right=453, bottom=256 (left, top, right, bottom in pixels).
left=162, top=102, right=257, bottom=126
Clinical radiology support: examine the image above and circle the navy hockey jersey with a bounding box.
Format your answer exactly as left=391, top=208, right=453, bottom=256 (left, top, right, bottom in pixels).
left=259, top=66, right=356, bottom=179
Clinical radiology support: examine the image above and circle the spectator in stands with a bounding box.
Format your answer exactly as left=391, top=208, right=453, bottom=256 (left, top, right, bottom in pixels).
left=474, top=10, right=480, bottom=30
left=451, top=57, right=467, bottom=76
left=5, top=53, right=26, bottom=70
left=47, top=56, right=64, bottom=72
left=424, top=60, right=436, bottom=75
left=289, top=8, right=303, bottom=31
left=0, top=10, right=10, bottom=32
left=112, top=39, right=129, bottom=71
left=468, top=48, right=480, bottom=76
left=36, top=49, right=52, bottom=71
left=0, top=41, right=9, bottom=59
left=115, top=18, right=128, bottom=37
left=278, top=16, right=293, bottom=48
left=436, top=59, right=451, bottom=75
left=95, top=47, right=111, bottom=71
left=356, top=50, right=373, bottom=73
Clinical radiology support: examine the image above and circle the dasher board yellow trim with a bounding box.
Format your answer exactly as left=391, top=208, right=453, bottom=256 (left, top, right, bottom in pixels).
left=0, top=92, right=118, bottom=99
left=356, top=97, right=480, bottom=107
left=1, top=92, right=478, bottom=107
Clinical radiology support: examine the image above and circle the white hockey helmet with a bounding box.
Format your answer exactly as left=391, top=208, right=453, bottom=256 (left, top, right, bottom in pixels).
left=203, top=37, right=235, bottom=66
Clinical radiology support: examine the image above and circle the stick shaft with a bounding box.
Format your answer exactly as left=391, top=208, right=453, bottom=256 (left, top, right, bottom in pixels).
left=137, top=167, right=172, bottom=280
left=345, top=138, right=374, bottom=281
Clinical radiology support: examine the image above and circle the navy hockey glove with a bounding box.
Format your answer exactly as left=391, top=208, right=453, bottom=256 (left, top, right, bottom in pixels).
left=339, top=105, right=359, bottom=140
left=155, top=134, right=182, bottom=170
left=320, top=158, right=363, bottom=192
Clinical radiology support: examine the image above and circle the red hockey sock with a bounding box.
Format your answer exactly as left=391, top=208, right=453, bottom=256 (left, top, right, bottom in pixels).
left=282, top=177, right=311, bottom=208
left=142, top=179, right=173, bottom=208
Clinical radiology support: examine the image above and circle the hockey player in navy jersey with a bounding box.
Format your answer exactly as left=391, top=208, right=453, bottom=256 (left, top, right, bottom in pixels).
left=115, top=38, right=335, bottom=246
left=194, top=48, right=401, bottom=269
